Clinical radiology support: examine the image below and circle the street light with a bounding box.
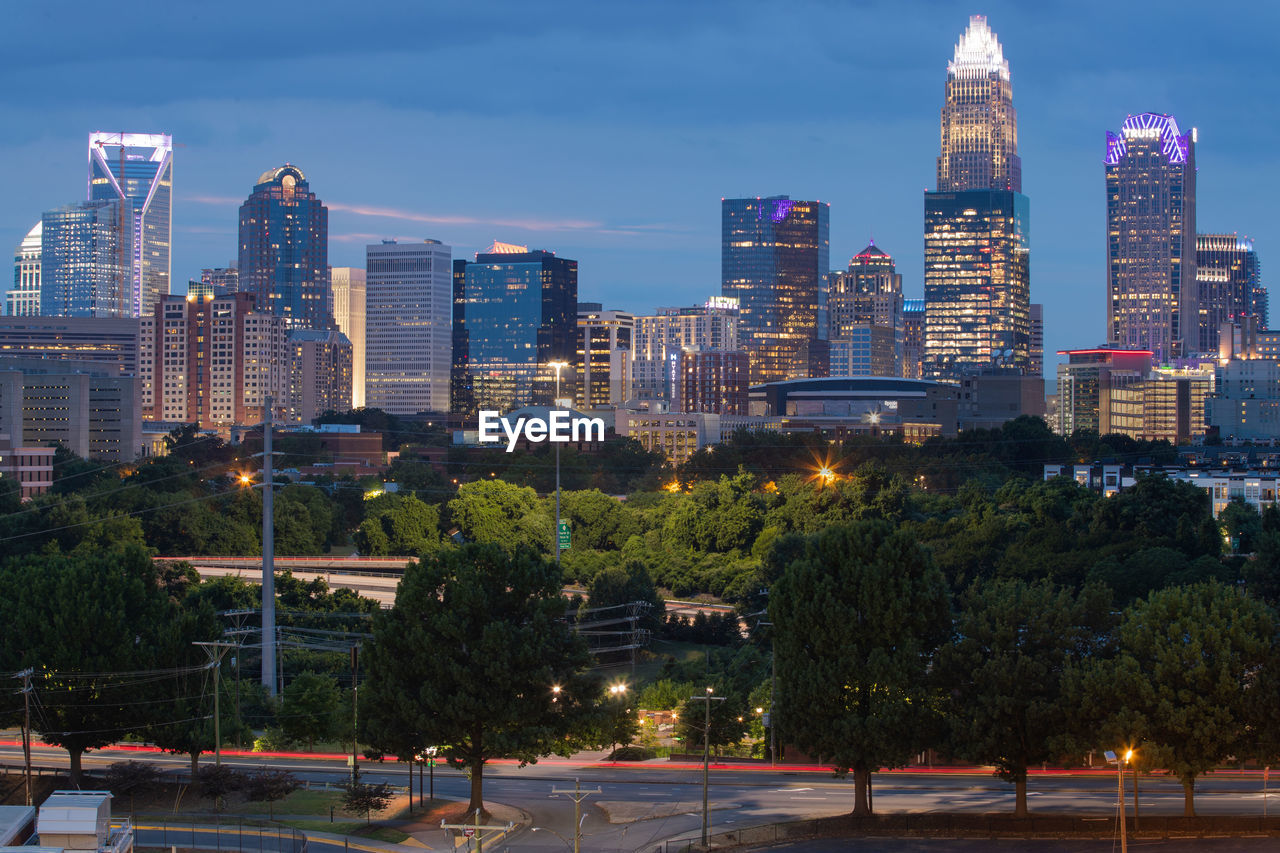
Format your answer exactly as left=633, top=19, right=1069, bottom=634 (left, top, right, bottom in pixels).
left=547, top=360, right=570, bottom=568
left=1106, top=748, right=1134, bottom=853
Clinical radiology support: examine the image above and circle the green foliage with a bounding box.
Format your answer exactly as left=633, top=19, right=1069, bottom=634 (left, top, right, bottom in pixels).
left=676, top=691, right=749, bottom=752
left=1069, top=582, right=1275, bottom=815
left=196, top=765, right=245, bottom=810
left=360, top=543, right=603, bottom=814
left=1220, top=498, right=1262, bottom=554
left=936, top=578, right=1115, bottom=815
left=354, top=493, right=441, bottom=556
left=587, top=560, right=664, bottom=632
left=341, top=774, right=394, bottom=825
left=635, top=679, right=697, bottom=711
left=281, top=672, right=343, bottom=749
left=446, top=479, right=549, bottom=551
left=0, top=544, right=199, bottom=784
left=771, top=520, right=950, bottom=814
left=243, top=770, right=301, bottom=819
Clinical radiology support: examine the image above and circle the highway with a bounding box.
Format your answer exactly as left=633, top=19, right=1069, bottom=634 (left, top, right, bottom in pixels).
left=6, top=743, right=1280, bottom=852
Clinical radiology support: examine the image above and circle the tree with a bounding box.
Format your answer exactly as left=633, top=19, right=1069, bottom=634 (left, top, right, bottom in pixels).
left=104, top=761, right=160, bottom=816
left=676, top=692, right=749, bottom=755
left=196, top=764, right=245, bottom=811
left=281, top=672, right=342, bottom=750
left=341, top=775, right=393, bottom=825
left=361, top=543, right=601, bottom=816
left=1072, top=582, right=1274, bottom=816
left=770, top=521, right=950, bottom=815
left=243, top=770, right=301, bottom=819
left=935, top=579, right=1115, bottom=816
left=446, top=480, right=549, bottom=552
left=586, top=560, right=664, bottom=632
left=0, top=545, right=190, bottom=785
left=354, top=494, right=442, bottom=556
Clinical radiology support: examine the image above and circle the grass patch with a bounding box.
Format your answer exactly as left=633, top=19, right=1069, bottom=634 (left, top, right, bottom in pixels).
left=233, top=789, right=344, bottom=816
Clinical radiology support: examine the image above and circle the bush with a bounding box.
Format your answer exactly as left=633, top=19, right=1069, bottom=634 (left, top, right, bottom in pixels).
left=196, top=765, right=245, bottom=809
left=606, top=746, right=656, bottom=761
left=243, top=770, right=301, bottom=819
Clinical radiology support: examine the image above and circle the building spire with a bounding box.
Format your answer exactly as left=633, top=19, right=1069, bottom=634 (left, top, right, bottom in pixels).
left=947, top=15, right=1009, bottom=81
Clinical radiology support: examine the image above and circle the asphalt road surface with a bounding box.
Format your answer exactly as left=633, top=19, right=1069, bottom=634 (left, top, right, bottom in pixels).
left=6, top=743, right=1280, bottom=853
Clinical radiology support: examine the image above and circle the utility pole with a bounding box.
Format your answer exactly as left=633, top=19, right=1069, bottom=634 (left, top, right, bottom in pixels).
left=689, top=687, right=725, bottom=846
left=350, top=644, right=359, bottom=783
left=194, top=642, right=234, bottom=766
left=440, top=814, right=513, bottom=853
left=15, top=669, right=33, bottom=805
left=548, top=361, right=568, bottom=568
left=260, top=396, right=277, bottom=696
left=550, top=778, right=600, bottom=853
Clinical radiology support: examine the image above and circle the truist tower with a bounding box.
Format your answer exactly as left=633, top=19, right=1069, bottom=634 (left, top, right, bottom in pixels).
left=1105, top=113, right=1197, bottom=362
left=88, top=133, right=173, bottom=317
left=924, top=16, right=1031, bottom=381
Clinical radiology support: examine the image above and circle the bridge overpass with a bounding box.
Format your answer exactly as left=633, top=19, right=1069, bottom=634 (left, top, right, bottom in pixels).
left=155, top=555, right=737, bottom=618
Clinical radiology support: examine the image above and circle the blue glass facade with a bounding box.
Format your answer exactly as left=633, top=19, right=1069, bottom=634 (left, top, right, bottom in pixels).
left=88, top=133, right=173, bottom=317
left=237, top=165, right=331, bottom=330
left=451, top=249, right=577, bottom=415
left=40, top=200, right=134, bottom=318
left=721, top=196, right=829, bottom=385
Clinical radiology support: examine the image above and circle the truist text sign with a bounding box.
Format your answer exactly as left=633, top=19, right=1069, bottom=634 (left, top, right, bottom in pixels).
left=478, top=410, right=606, bottom=452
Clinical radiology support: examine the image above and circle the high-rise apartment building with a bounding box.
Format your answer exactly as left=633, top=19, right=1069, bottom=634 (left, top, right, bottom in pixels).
left=200, top=266, right=239, bottom=297
left=1105, top=113, right=1197, bottom=362
left=40, top=200, right=134, bottom=318
left=366, top=241, right=452, bottom=415
left=237, top=165, right=331, bottom=330
left=632, top=298, right=739, bottom=403
left=330, top=267, right=366, bottom=409
left=722, top=196, right=829, bottom=385
left=924, top=17, right=1031, bottom=381
left=88, top=133, right=173, bottom=316
left=1196, top=234, right=1263, bottom=353
left=676, top=349, right=749, bottom=415
left=139, top=293, right=290, bottom=427
left=451, top=242, right=576, bottom=415
left=289, top=329, right=353, bottom=424
left=577, top=304, right=633, bottom=408
left=8, top=223, right=41, bottom=317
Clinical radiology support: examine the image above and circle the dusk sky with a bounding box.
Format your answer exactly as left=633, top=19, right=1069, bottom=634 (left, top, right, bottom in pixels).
left=5, top=0, right=1276, bottom=371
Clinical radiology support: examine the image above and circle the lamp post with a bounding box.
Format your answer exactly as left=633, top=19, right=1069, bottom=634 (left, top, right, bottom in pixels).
left=547, top=360, right=569, bottom=567
left=1106, top=748, right=1133, bottom=853
left=689, top=686, right=725, bottom=846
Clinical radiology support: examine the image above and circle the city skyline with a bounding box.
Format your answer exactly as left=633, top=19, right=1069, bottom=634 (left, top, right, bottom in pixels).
left=2, top=0, right=1274, bottom=374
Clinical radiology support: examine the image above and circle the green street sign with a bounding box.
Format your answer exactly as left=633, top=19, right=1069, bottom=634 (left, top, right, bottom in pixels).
left=557, top=521, right=571, bottom=550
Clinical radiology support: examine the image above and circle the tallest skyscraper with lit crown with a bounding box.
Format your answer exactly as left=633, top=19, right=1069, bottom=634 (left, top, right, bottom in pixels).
left=924, top=16, right=1031, bottom=380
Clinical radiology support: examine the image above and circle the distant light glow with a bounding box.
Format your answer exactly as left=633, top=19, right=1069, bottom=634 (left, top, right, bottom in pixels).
left=1108, top=113, right=1191, bottom=165
left=485, top=240, right=529, bottom=254
left=771, top=199, right=794, bottom=222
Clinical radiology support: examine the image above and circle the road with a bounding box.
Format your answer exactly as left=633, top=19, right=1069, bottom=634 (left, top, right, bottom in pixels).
left=6, top=744, right=1280, bottom=852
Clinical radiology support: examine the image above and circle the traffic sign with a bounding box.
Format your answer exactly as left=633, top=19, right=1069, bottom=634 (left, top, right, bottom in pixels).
left=463, top=829, right=475, bottom=838
left=557, top=521, right=571, bottom=550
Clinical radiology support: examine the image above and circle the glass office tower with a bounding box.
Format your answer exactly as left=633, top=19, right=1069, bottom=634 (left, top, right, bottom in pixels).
left=924, top=191, right=1031, bottom=377
left=924, top=16, right=1031, bottom=381
left=1196, top=233, right=1263, bottom=353
left=451, top=242, right=577, bottom=415
left=40, top=200, right=134, bottom=318
left=237, top=165, right=331, bottom=330
left=88, top=133, right=172, bottom=317
left=1105, top=113, right=1196, bottom=362
left=722, top=196, right=829, bottom=385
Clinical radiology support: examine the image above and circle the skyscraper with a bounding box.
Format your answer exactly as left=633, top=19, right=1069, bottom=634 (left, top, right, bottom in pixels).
left=937, top=17, right=1021, bottom=195
left=88, top=133, right=173, bottom=317
left=365, top=241, right=452, bottom=415
left=924, top=16, right=1031, bottom=380
left=7, top=222, right=41, bottom=317
left=1105, top=113, right=1197, bottom=362
left=40, top=200, right=134, bottom=318
left=576, top=304, right=633, bottom=408
left=1196, top=233, right=1263, bottom=352
left=237, top=165, right=331, bottom=330
left=632, top=298, right=739, bottom=403
left=722, top=196, right=829, bottom=385
left=330, top=267, right=367, bottom=409
left=452, top=242, right=576, bottom=415
left=829, top=242, right=904, bottom=376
